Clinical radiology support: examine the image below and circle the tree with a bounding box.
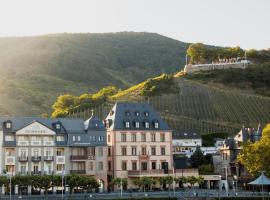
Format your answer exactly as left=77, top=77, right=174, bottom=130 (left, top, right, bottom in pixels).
left=238, top=124, right=270, bottom=176
left=159, top=176, right=173, bottom=190
left=111, top=178, right=128, bottom=190
left=186, top=176, right=198, bottom=189
left=175, top=176, right=187, bottom=188
left=80, top=176, right=99, bottom=192
left=67, top=174, right=83, bottom=193
left=0, top=176, right=8, bottom=186
left=190, top=146, right=205, bottom=168
left=197, top=176, right=205, bottom=189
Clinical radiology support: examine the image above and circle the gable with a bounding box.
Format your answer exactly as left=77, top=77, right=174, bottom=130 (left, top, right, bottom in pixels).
left=16, top=121, right=55, bottom=135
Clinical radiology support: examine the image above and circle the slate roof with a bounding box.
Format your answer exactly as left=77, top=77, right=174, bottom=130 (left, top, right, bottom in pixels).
left=173, top=130, right=201, bottom=139
left=84, top=116, right=106, bottom=131
left=105, top=102, right=170, bottom=131
left=0, top=117, right=85, bottom=134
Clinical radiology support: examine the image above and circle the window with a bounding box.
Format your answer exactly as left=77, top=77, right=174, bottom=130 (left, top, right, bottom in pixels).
left=132, top=147, right=137, bottom=156
left=152, top=162, right=156, bottom=170
left=141, top=162, right=147, bottom=170
left=131, top=134, right=136, bottom=142
left=108, top=147, right=111, bottom=156
left=89, top=162, right=93, bottom=171
left=160, top=133, right=165, bottom=142
left=108, top=161, right=112, bottom=171
left=135, top=111, right=140, bottom=116
left=20, top=149, right=27, bottom=157
left=135, top=122, right=140, bottom=128
left=78, top=136, right=81, bottom=141
left=72, top=136, right=76, bottom=141
left=121, top=133, right=126, bottom=142
left=125, top=121, right=130, bottom=128
left=56, top=136, right=64, bottom=141
left=144, top=112, right=149, bottom=117
left=141, top=133, right=146, bottom=142
left=122, top=161, right=127, bottom=170
left=92, top=136, right=96, bottom=142
left=56, top=123, right=61, bottom=130
left=151, top=133, right=156, bottom=142
left=98, top=147, right=103, bottom=157
left=151, top=147, right=156, bottom=155
left=132, top=162, right=137, bottom=170
left=20, top=165, right=26, bottom=174
left=121, top=147, right=127, bottom=156
left=145, top=122, right=150, bottom=129
left=142, top=147, right=147, bottom=155
left=56, top=164, right=64, bottom=171
left=125, top=111, right=131, bottom=116
left=5, top=135, right=14, bottom=141
left=161, top=147, right=166, bottom=155
left=99, top=162, right=103, bottom=171
left=56, top=149, right=64, bottom=156
left=154, top=122, right=159, bottom=129
left=6, top=122, right=11, bottom=129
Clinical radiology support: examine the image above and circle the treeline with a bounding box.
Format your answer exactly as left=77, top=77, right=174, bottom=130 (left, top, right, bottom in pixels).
left=51, top=86, right=117, bottom=118
left=0, top=174, right=99, bottom=194
left=187, top=43, right=270, bottom=64
left=51, top=74, right=178, bottom=118
left=186, top=63, right=270, bottom=96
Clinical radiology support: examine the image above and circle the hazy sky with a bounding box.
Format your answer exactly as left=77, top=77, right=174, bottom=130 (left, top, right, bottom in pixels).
left=0, top=0, right=269, bottom=49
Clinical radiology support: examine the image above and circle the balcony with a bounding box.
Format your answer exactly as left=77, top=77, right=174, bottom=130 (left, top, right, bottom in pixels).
left=127, top=169, right=173, bottom=177
left=44, top=156, right=54, bottom=161
left=31, top=171, right=41, bottom=175
left=5, top=156, right=15, bottom=165
left=31, top=141, right=42, bottom=146
left=56, top=156, right=65, bottom=164
left=70, top=170, right=86, bottom=174
left=17, top=141, right=29, bottom=146
left=70, top=155, right=95, bottom=161
left=43, top=141, right=54, bottom=146
left=19, top=156, right=28, bottom=162
left=31, top=156, right=41, bottom=162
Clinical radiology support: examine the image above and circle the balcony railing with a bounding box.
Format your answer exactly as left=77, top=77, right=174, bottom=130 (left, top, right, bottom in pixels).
left=128, top=169, right=173, bottom=177
left=56, top=156, right=65, bottom=164
left=44, top=156, right=54, bottom=161
left=70, top=155, right=95, bottom=161
left=19, top=156, right=28, bottom=162
left=5, top=156, right=15, bottom=165
left=43, top=141, right=54, bottom=146
left=31, top=156, right=41, bottom=162
left=31, top=141, right=42, bottom=146
left=17, top=141, right=29, bottom=146
left=70, top=170, right=86, bottom=174
left=31, top=171, right=41, bottom=175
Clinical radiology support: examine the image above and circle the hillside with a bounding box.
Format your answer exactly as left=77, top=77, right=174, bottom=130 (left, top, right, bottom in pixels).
left=65, top=68, right=270, bottom=137
left=0, top=32, right=188, bottom=116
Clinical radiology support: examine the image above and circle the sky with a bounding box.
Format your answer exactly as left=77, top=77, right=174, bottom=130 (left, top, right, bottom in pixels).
left=0, top=0, right=269, bottom=49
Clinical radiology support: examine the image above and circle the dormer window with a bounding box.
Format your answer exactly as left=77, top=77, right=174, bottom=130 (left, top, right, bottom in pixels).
left=56, top=123, right=61, bottom=130
left=125, top=111, right=131, bottom=116
left=145, top=122, right=150, bottom=129
left=135, top=122, right=140, bottom=128
left=144, top=112, right=149, bottom=117
left=135, top=111, right=140, bottom=117
left=6, top=122, right=11, bottom=129
left=125, top=121, right=130, bottom=128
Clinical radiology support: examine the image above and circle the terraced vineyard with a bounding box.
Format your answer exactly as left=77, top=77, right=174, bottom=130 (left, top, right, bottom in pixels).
left=68, top=79, right=270, bottom=135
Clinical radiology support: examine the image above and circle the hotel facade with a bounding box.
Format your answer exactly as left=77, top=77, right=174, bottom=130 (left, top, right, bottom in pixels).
left=105, top=102, right=173, bottom=189
left=0, top=115, right=108, bottom=191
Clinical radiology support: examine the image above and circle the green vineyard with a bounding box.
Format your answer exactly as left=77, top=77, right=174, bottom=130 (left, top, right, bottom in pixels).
left=67, top=79, right=270, bottom=136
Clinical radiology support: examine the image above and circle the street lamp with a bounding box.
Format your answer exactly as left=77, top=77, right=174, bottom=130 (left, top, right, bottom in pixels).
left=233, top=175, right=238, bottom=195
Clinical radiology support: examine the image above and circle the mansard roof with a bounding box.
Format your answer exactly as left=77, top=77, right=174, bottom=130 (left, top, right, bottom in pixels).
left=105, top=102, right=170, bottom=131
left=0, top=117, right=85, bottom=133
left=84, top=116, right=105, bottom=131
